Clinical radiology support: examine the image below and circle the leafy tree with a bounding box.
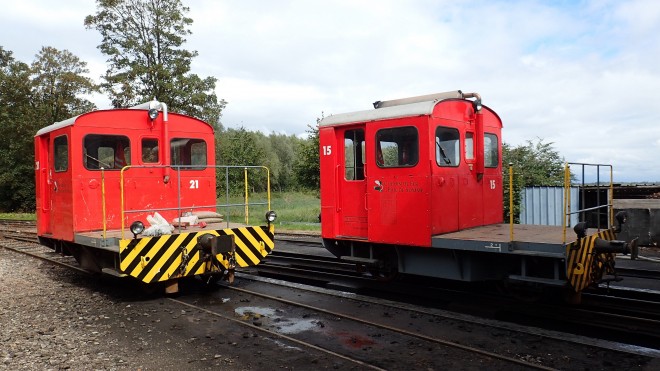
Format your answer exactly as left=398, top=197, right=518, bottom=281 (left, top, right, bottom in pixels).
left=216, top=127, right=268, bottom=195
left=0, top=48, right=36, bottom=211
left=253, top=133, right=280, bottom=191
left=0, top=47, right=96, bottom=212
left=294, top=120, right=321, bottom=191
left=269, top=133, right=302, bottom=192
left=31, top=46, right=98, bottom=124
left=502, top=138, right=566, bottom=222
left=84, top=0, right=225, bottom=127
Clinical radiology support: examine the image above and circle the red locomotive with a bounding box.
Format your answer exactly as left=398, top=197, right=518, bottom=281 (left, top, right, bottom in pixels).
left=34, top=100, right=277, bottom=293
left=319, top=90, right=635, bottom=300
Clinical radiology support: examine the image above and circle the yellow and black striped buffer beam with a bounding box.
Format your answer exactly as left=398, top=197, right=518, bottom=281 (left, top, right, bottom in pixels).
left=565, top=228, right=616, bottom=292
left=118, top=225, right=275, bottom=283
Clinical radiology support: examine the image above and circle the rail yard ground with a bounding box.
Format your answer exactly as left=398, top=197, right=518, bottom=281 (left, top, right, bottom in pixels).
left=1, top=243, right=660, bottom=370
left=0, top=248, right=341, bottom=370
left=0, top=249, right=224, bottom=370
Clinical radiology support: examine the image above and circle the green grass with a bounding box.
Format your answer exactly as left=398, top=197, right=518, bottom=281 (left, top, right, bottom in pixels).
left=216, top=190, right=320, bottom=232
left=0, top=213, right=36, bottom=221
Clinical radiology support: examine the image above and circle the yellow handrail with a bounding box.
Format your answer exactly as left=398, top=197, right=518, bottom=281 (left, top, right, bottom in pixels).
left=101, top=168, right=107, bottom=239
left=562, top=163, right=570, bottom=244
left=120, top=166, right=129, bottom=240
left=118, top=164, right=271, bottom=238
left=265, top=166, right=271, bottom=211
left=609, top=167, right=614, bottom=227
left=244, top=167, right=249, bottom=225
left=509, top=163, right=514, bottom=242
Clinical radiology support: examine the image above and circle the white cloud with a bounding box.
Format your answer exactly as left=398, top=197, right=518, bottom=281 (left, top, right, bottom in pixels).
left=1, top=0, right=659, bottom=181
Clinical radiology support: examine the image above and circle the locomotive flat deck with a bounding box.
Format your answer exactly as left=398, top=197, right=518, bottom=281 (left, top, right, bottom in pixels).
left=73, top=221, right=253, bottom=252
left=431, top=223, right=579, bottom=257
left=77, top=221, right=247, bottom=239
left=435, top=224, right=567, bottom=244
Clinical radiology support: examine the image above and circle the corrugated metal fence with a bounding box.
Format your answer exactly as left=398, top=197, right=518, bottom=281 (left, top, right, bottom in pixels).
left=520, top=187, right=579, bottom=226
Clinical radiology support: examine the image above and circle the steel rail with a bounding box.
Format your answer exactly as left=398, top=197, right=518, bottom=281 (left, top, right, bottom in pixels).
left=223, top=284, right=557, bottom=370
left=168, top=298, right=386, bottom=371
left=0, top=236, right=88, bottom=274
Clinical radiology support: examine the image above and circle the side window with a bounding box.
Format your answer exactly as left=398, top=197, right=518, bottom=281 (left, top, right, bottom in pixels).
left=84, top=134, right=131, bottom=170
left=465, top=132, right=474, bottom=160
left=435, top=126, right=460, bottom=167
left=171, top=138, right=207, bottom=170
left=376, top=126, right=418, bottom=168
left=54, top=135, right=68, bottom=172
left=142, top=138, right=159, bottom=163
left=344, top=129, right=365, bottom=180
left=484, top=133, right=499, bottom=168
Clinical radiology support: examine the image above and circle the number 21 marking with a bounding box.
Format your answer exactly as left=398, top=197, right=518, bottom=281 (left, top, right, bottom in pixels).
left=190, top=179, right=199, bottom=189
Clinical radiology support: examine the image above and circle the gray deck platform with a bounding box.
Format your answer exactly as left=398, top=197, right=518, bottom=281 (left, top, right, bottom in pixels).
left=432, top=224, right=578, bottom=257
left=73, top=221, right=251, bottom=252
left=436, top=224, right=567, bottom=244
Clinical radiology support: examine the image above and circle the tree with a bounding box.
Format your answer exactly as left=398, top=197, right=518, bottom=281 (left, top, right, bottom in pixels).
left=0, top=48, right=36, bottom=211
left=84, top=0, right=225, bottom=127
left=502, top=138, right=566, bottom=222
left=31, top=46, right=98, bottom=124
left=216, top=127, right=268, bottom=195
left=269, top=133, right=303, bottom=191
left=0, top=47, right=97, bottom=212
left=294, top=120, right=321, bottom=191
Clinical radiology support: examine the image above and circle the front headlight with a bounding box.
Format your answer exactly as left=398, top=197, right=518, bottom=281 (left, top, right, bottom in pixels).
left=130, top=220, right=145, bottom=238
left=265, top=210, right=277, bottom=223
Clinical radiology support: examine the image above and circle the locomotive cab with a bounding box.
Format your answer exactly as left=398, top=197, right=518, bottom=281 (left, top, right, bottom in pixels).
left=319, top=91, right=632, bottom=298
left=320, top=91, right=502, bottom=248
left=34, top=100, right=276, bottom=293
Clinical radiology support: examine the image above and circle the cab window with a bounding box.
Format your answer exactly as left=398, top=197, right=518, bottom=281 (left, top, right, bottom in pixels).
left=142, top=138, right=159, bottom=163
left=171, top=138, right=207, bottom=169
left=344, top=129, right=365, bottom=180
left=485, top=133, right=499, bottom=168
left=465, top=132, right=474, bottom=160
left=54, top=135, right=68, bottom=172
left=376, top=126, right=418, bottom=168
left=435, top=126, right=459, bottom=167
left=84, top=134, right=130, bottom=170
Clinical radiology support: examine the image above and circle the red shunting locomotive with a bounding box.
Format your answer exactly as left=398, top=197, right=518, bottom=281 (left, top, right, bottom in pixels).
left=34, top=100, right=276, bottom=293
left=319, top=90, right=635, bottom=299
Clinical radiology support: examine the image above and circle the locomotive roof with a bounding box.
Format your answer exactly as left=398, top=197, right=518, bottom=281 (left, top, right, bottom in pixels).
left=36, top=115, right=81, bottom=136
left=319, top=100, right=440, bottom=127
left=35, top=107, right=212, bottom=136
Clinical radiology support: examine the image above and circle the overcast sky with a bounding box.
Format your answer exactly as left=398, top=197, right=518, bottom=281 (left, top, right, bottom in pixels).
left=1, top=0, right=659, bottom=182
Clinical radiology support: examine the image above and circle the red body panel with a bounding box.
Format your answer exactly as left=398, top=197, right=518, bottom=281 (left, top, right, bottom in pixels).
left=319, top=127, right=337, bottom=238
left=366, top=117, right=431, bottom=246
left=320, top=98, right=503, bottom=248
left=35, top=109, right=216, bottom=241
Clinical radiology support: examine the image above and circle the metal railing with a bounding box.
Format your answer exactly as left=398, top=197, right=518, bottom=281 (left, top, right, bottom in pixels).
left=562, top=162, right=613, bottom=244
left=108, top=164, right=271, bottom=239
left=507, top=162, right=613, bottom=245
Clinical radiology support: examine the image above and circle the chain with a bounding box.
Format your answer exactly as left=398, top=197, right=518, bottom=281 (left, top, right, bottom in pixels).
left=177, top=246, right=189, bottom=277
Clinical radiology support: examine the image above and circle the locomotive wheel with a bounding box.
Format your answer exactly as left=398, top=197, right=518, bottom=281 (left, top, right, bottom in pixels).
left=367, top=249, right=399, bottom=281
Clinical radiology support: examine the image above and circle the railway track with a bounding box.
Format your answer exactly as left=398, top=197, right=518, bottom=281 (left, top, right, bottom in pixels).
left=177, top=278, right=566, bottom=370
left=2, top=223, right=659, bottom=368
left=0, top=231, right=561, bottom=369
left=263, top=241, right=660, bottom=349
